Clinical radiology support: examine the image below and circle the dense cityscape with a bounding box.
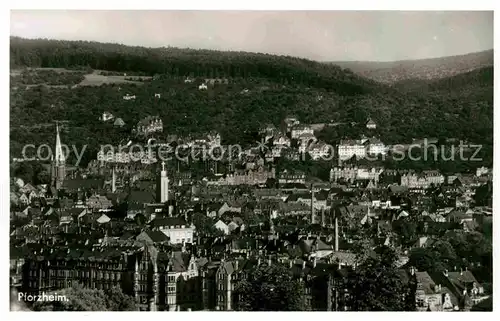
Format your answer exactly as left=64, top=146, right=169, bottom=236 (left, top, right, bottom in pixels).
left=9, top=11, right=493, bottom=312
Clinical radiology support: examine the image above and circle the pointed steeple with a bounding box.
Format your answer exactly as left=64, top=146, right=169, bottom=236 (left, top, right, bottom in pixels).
left=55, top=123, right=66, bottom=166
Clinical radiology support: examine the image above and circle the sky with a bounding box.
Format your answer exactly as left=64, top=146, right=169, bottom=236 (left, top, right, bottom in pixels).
left=10, top=10, right=494, bottom=62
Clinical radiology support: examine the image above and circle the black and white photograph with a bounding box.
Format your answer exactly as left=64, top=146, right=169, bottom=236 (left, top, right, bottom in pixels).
left=7, top=5, right=495, bottom=313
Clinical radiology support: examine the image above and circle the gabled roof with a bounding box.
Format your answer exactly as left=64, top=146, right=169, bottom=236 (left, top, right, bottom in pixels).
left=96, top=214, right=111, bottom=224
left=139, top=230, right=169, bottom=243
left=113, top=118, right=125, bottom=126
left=150, top=217, right=187, bottom=228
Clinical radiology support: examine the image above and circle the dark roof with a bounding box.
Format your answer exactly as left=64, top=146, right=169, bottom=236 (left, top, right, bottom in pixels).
left=471, top=297, right=492, bottom=311
left=150, top=217, right=187, bottom=228
left=144, top=230, right=169, bottom=243
left=62, top=179, right=103, bottom=191
left=128, top=190, right=156, bottom=204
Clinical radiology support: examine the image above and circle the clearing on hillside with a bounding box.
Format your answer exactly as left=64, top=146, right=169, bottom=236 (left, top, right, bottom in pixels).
left=78, top=71, right=152, bottom=86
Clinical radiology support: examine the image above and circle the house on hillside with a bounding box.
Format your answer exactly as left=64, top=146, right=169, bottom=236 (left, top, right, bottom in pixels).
left=291, top=125, right=314, bottom=139
left=137, top=116, right=163, bottom=136
left=366, top=119, right=377, bottom=129
left=198, top=83, right=208, bottom=90
left=100, top=111, right=114, bottom=122
left=113, top=118, right=125, bottom=127
left=123, top=94, right=136, bottom=100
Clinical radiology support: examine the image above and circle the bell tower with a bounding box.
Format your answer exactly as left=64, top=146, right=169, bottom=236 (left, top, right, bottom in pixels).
left=157, top=161, right=169, bottom=203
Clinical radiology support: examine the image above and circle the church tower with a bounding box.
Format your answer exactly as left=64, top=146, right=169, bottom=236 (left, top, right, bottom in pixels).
left=51, top=123, right=66, bottom=189
left=158, top=161, right=169, bottom=203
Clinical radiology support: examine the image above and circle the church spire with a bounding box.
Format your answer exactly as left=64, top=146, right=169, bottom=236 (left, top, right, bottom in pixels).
left=53, top=122, right=66, bottom=190
left=55, top=123, right=66, bottom=166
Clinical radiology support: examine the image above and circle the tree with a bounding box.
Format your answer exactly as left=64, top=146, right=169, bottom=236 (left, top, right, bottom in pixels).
left=32, top=283, right=137, bottom=311
left=192, top=212, right=224, bottom=237
left=234, top=263, right=304, bottom=311
left=13, top=162, right=34, bottom=184
left=346, top=246, right=408, bottom=311
left=409, top=247, right=446, bottom=273
left=104, top=286, right=137, bottom=311
left=36, top=170, right=51, bottom=184
left=392, top=218, right=418, bottom=247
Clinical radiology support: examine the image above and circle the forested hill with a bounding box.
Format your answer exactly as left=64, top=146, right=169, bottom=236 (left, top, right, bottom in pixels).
left=9, top=37, right=493, bottom=167
left=392, top=66, right=493, bottom=93
left=331, top=49, right=493, bottom=84
left=10, top=37, right=383, bottom=96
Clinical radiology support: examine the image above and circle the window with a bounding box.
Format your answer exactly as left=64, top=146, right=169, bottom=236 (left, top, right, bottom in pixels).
left=168, top=286, right=176, bottom=293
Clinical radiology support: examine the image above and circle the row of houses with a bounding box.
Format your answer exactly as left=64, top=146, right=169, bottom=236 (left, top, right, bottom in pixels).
left=13, top=239, right=488, bottom=312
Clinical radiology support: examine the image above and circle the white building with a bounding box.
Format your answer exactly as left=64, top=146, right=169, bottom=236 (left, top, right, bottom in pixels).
left=307, top=141, right=331, bottom=160
left=123, top=94, right=136, bottom=100
left=198, top=83, right=208, bottom=90
left=291, top=125, right=314, bottom=139
left=338, top=139, right=367, bottom=160
left=476, top=166, right=490, bottom=177
left=366, top=119, right=377, bottom=129
left=401, top=170, right=445, bottom=189
left=273, top=134, right=291, bottom=147
left=100, top=111, right=114, bottom=122
left=153, top=217, right=195, bottom=245
left=366, top=137, right=386, bottom=155
left=214, top=220, right=230, bottom=235
left=356, top=167, right=383, bottom=182
left=137, top=116, right=163, bottom=135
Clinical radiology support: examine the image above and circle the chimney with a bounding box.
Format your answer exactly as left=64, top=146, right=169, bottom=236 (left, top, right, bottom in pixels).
left=268, top=256, right=272, bottom=266
left=112, top=166, right=116, bottom=193
left=311, top=185, right=315, bottom=224
left=334, top=216, right=339, bottom=252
